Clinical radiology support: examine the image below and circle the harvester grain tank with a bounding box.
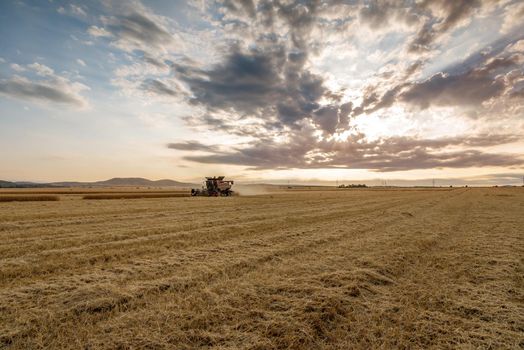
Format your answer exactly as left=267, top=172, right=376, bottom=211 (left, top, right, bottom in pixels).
left=191, top=176, right=234, bottom=196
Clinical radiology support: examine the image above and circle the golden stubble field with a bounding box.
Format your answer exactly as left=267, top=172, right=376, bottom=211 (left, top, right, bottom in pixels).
left=0, top=187, right=523, bottom=349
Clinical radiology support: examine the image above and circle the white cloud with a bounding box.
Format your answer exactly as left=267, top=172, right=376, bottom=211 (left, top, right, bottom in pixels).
left=28, top=62, right=54, bottom=76
left=69, top=4, right=87, bottom=17
left=76, top=59, right=86, bottom=67
left=57, top=4, right=87, bottom=17
left=87, top=25, right=112, bottom=38
left=500, top=2, right=524, bottom=34
left=10, top=63, right=26, bottom=72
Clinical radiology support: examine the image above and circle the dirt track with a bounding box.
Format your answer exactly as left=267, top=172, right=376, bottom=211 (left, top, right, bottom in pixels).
left=0, top=188, right=522, bottom=349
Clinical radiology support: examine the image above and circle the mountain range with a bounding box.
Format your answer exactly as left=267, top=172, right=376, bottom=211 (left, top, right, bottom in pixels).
left=0, top=178, right=196, bottom=188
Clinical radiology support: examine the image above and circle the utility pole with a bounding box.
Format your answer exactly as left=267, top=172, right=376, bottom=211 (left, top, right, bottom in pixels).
left=432, top=179, right=435, bottom=187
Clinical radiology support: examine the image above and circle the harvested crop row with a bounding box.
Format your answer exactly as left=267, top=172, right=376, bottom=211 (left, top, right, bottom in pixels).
left=0, top=196, right=59, bottom=202
left=1, top=188, right=522, bottom=349
left=82, top=193, right=190, bottom=200
left=0, top=190, right=189, bottom=195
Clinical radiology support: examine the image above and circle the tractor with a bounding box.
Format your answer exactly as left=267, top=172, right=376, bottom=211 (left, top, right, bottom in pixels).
left=191, top=176, right=234, bottom=197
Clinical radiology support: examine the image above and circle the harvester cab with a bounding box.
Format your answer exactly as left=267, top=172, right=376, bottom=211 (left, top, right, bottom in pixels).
left=191, top=176, right=234, bottom=197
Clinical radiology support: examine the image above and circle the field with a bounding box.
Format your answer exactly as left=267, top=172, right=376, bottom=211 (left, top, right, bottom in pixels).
left=0, top=187, right=523, bottom=349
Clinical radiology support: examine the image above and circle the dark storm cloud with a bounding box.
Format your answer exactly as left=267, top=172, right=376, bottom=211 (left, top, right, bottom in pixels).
left=176, top=132, right=523, bottom=171
left=171, top=44, right=349, bottom=132
left=175, top=48, right=283, bottom=114
left=0, top=76, right=87, bottom=107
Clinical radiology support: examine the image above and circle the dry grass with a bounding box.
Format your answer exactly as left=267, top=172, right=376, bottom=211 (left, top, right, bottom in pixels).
left=0, top=188, right=190, bottom=195
left=0, top=195, right=59, bottom=202
left=82, top=193, right=189, bottom=200
left=0, top=188, right=522, bottom=349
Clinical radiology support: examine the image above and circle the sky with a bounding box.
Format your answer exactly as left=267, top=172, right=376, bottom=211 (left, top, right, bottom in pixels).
left=0, top=0, right=523, bottom=185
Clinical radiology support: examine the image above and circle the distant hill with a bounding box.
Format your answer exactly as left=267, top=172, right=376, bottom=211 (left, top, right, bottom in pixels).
left=0, top=180, right=17, bottom=188
left=0, top=177, right=196, bottom=188
left=0, top=180, right=44, bottom=188
left=90, top=177, right=194, bottom=187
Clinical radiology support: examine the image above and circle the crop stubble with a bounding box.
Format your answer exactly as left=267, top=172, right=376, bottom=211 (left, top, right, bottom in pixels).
left=0, top=188, right=522, bottom=349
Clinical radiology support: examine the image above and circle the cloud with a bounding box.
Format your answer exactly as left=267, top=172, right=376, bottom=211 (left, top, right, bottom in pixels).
left=408, top=0, right=486, bottom=53
left=168, top=41, right=350, bottom=133
left=500, top=1, right=524, bottom=34
left=141, top=79, right=177, bottom=97
left=57, top=4, right=87, bottom=17
left=0, top=75, right=89, bottom=108
left=91, top=1, right=524, bottom=173
left=359, top=0, right=420, bottom=30
left=10, top=63, right=26, bottom=72
left=401, top=53, right=523, bottom=108
left=28, top=62, right=54, bottom=76
left=97, top=3, right=177, bottom=54
left=353, top=37, right=524, bottom=115
left=76, top=59, right=86, bottom=67
left=69, top=4, right=87, bottom=17
left=87, top=25, right=112, bottom=37
left=167, top=140, right=215, bottom=152
left=173, top=132, right=524, bottom=172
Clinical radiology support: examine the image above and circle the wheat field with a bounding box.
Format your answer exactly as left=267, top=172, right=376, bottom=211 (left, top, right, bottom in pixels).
left=0, top=188, right=522, bottom=349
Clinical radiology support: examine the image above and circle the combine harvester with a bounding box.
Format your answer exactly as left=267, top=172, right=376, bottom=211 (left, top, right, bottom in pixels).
left=191, top=176, right=235, bottom=197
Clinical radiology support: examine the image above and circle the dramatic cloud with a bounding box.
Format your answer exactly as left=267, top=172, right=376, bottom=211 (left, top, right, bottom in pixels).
left=175, top=132, right=524, bottom=172
left=355, top=37, right=524, bottom=114
left=158, top=0, right=524, bottom=173
left=70, top=0, right=522, bottom=173
left=3, top=0, right=524, bottom=182
left=401, top=55, right=523, bottom=108
left=167, top=43, right=351, bottom=133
